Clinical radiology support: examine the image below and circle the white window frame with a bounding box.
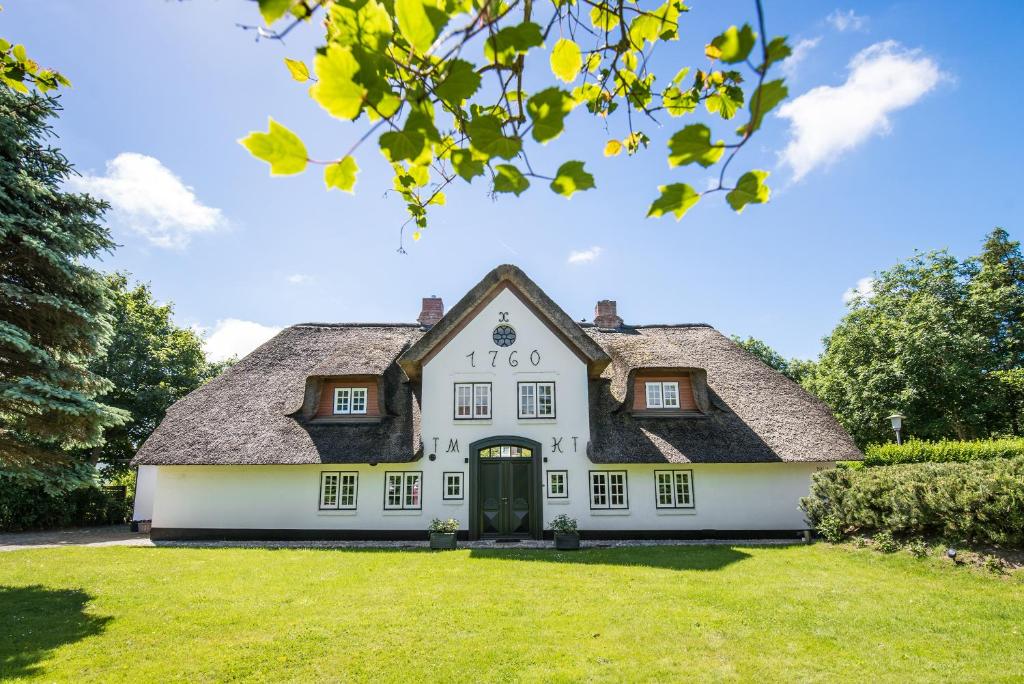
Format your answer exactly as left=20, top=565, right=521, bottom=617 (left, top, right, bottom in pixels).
left=655, top=470, right=694, bottom=509
left=454, top=382, right=491, bottom=420
left=333, top=387, right=368, bottom=415
left=518, top=381, right=556, bottom=419
left=590, top=470, right=628, bottom=509
left=442, top=472, right=464, bottom=500
left=384, top=471, right=422, bottom=510
left=546, top=470, right=568, bottom=498
left=320, top=472, right=340, bottom=509
left=338, top=472, right=358, bottom=509
left=645, top=381, right=681, bottom=409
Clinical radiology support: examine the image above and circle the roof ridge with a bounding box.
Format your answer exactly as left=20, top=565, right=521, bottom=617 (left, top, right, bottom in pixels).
left=291, top=322, right=422, bottom=328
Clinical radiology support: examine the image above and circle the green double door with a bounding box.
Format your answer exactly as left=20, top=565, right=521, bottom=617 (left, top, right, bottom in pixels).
left=478, top=458, right=533, bottom=537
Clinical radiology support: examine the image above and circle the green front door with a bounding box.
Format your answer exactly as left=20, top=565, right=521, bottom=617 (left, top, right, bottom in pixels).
left=476, top=443, right=536, bottom=537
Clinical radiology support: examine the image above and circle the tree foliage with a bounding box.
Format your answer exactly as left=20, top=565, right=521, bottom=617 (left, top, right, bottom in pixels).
left=806, top=229, right=1024, bottom=448
left=89, top=274, right=231, bottom=469
left=240, top=0, right=791, bottom=245
left=730, top=335, right=813, bottom=385
left=0, top=85, right=128, bottom=468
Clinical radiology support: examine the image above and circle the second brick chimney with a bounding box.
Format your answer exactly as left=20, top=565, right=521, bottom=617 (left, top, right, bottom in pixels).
left=417, top=296, right=444, bottom=328
left=594, top=299, right=622, bottom=329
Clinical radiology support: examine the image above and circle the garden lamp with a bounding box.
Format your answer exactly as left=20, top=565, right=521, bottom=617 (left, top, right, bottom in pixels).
left=887, top=413, right=906, bottom=445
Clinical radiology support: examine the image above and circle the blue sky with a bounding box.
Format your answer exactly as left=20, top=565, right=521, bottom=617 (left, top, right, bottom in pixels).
left=5, top=1, right=1022, bottom=360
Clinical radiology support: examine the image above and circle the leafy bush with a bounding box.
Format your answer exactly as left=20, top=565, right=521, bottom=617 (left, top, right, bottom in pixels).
left=428, top=518, right=459, bottom=534
left=814, top=513, right=845, bottom=543
left=864, top=438, right=1024, bottom=467
left=0, top=464, right=129, bottom=532
left=549, top=514, right=578, bottom=534
left=907, top=538, right=929, bottom=558
left=873, top=531, right=899, bottom=553
left=801, top=456, right=1024, bottom=547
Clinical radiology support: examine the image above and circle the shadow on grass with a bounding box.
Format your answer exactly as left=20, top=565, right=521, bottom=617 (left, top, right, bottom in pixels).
left=0, top=586, right=111, bottom=679
left=467, top=545, right=753, bottom=571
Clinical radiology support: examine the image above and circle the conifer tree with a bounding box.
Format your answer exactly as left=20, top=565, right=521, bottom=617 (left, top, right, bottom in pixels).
left=0, top=86, right=128, bottom=466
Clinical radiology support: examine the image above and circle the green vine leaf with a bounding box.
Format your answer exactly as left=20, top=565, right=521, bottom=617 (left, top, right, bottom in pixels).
left=709, top=24, right=756, bottom=64
left=738, top=80, right=787, bottom=135
left=466, top=115, right=522, bottom=159
left=238, top=118, right=308, bottom=176
left=647, top=183, right=700, bottom=220
left=667, top=124, right=725, bottom=168
left=284, top=58, right=310, bottom=82
left=550, top=161, right=595, bottom=198
left=493, top=164, right=530, bottom=195
left=526, top=88, right=573, bottom=143
left=435, top=59, right=481, bottom=108
left=379, top=130, right=427, bottom=162
left=325, top=156, right=359, bottom=192
left=484, top=22, right=543, bottom=66
left=726, top=170, right=770, bottom=212
left=550, top=39, right=582, bottom=84
left=309, top=46, right=367, bottom=120
left=258, top=0, right=293, bottom=24
left=450, top=149, right=485, bottom=181
left=395, top=0, right=442, bottom=54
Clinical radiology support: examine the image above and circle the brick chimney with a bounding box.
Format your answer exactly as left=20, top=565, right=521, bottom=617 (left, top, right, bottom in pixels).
left=594, top=299, right=622, bottom=329
left=417, top=296, right=444, bottom=328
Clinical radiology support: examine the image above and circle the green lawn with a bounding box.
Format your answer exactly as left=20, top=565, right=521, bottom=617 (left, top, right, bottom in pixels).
left=1, top=544, right=1022, bottom=682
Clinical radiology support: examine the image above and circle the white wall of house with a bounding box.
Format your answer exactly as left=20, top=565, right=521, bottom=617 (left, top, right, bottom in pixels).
left=132, top=465, right=157, bottom=522
left=149, top=287, right=826, bottom=534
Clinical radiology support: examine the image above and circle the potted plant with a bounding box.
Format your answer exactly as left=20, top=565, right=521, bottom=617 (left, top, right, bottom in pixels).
left=428, top=518, right=459, bottom=550
left=550, top=514, right=580, bottom=550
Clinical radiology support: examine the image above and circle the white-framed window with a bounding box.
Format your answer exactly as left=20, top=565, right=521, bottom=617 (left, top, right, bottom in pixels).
left=320, top=472, right=358, bottom=510
left=590, top=471, right=628, bottom=509
left=655, top=470, right=694, bottom=509
left=547, top=470, right=568, bottom=498
left=443, top=472, right=464, bottom=500
left=518, top=382, right=555, bottom=418
left=320, top=472, right=339, bottom=509
left=645, top=381, right=680, bottom=409
left=384, top=471, right=422, bottom=510
left=334, top=387, right=368, bottom=415
left=454, top=382, right=491, bottom=419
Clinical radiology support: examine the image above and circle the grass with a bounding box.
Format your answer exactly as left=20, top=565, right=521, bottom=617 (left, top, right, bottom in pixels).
left=1, top=544, right=1022, bottom=682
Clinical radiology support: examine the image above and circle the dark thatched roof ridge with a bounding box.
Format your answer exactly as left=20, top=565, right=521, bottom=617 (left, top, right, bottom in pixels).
left=132, top=324, right=424, bottom=466
left=399, top=264, right=610, bottom=380
left=584, top=325, right=862, bottom=463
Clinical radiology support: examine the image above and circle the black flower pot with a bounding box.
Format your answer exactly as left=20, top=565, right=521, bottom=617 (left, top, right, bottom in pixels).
left=554, top=532, right=580, bottom=550
left=429, top=532, right=457, bottom=550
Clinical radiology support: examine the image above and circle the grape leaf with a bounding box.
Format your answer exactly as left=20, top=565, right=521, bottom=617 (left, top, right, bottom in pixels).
left=309, top=46, right=367, bottom=120
left=726, top=170, right=770, bottom=212
left=239, top=118, right=308, bottom=176
left=550, top=161, right=595, bottom=198
left=647, top=183, right=700, bottom=220
left=325, top=156, right=359, bottom=192
left=709, top=24, right=756, bottom=64
left=550, top=39, right=582, bottom=83
left=284, top=58, right=309, bottom=82
left=667, top=124, right=725, bottom=168
left=493, top=164, right=530, bottom=195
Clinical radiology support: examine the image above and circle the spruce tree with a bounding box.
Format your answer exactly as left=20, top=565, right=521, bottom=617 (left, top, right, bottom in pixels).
left=0, top=87, right=127, bottom=467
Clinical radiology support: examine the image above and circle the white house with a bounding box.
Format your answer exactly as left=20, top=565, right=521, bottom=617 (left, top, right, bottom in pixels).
left=132, top=265, right=860, bottom=540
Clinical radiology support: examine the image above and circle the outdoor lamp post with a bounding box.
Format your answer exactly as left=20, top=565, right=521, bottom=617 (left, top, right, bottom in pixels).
left=887, top=413, right=906, bottom=445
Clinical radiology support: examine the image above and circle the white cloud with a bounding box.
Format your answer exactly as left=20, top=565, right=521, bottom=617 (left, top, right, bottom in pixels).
left=567, top=246, right=603, bottom=264
left=782, top=37, right=821, bottom=80
left=203, top=319, right=281, bottom=362
left=72, top=152, right=225, bottom=249
left=286, top=273, right=314, bottom=285
left=827, top=9, right=867, bottom=32
left=777, top=41, right=943, bottom=180
left=843, top=277, right=876, bottom=304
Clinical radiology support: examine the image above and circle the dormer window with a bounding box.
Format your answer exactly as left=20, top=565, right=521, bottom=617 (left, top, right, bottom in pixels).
left=334, top=387, right=368, bottom=415
left=645, top=381, right=680, bottom=409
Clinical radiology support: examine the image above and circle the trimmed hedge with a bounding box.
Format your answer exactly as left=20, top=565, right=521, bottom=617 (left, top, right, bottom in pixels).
left=0, top=478, right=129, bottom=532
left=863, top=438, right=1024, bottom=467
left=801, top=456, right=1024, bottom=546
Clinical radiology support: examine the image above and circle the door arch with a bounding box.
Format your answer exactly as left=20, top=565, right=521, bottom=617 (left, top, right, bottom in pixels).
left=468, top=436, right=543, bottom=540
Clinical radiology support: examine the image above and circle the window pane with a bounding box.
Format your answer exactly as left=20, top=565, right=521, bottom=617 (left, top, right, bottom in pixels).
left=591, top=473, right=608, bottom=508
left=386, top=474, right=403, bottom=508
left=321, top=473, right=339, bottom=508
left=656, top=472, right=674, bottom=506
left=674, top=472, right=691, bottom=506
left=405, top=473, right=421, bottom=508
left=446, top=473, right=462, bottom=498
left=538, top=383, right=554, bottom=417
left=351, top=388, right=367, bottom=414
left=519, top=383, right=536, bottom=417
left=662, top=382, right=680, bottom=408
left=549, top=472, right=565, bottom=496
left=474, top=384, right=490, bottom=418
left=645, top=382, right=662, bottom=408
left=455, top=384, right=473, bottom=417
left=334, top=388, right=350, bottom=414
left=339, top=474, right=357, bottom=508
left=609, top=472, right=626, bottom=507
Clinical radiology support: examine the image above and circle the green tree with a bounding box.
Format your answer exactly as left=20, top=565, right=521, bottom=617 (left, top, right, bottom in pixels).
left=730, top=335, right=814, bottom=385
left=809, top=250, right=994, bottom=447
left=89, top=274, right=228, bottom=469
left=970, top=228, right=1024, bottom=434
left=0, top=86, right=128, bottom=467
left=240, top=0, right=791, bottom=244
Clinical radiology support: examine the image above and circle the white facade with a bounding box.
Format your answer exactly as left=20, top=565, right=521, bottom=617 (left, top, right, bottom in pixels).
left=143, top=285, right=829, bottom=538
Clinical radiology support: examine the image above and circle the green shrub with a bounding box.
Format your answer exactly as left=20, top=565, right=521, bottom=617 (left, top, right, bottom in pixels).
left=0, top=465, right=129, bottom=532
left=864, top=438, right=1024, bottom=467
left=800, top=456, right=1024, bottom=547
left=428, top=518, right=459, bottom=534
left=907, top=538, right=929, bottom=558
left=873, top=531, right=899, bottom=553
left=815, top=513, right=845, bottom=543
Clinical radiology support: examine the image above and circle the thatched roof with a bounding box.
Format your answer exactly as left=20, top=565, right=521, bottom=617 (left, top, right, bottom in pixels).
left=133, top=268, right=859, bottom=467
left=133, top=325, right=424, bottom=465
left=584, top=325, right=861, bottom=463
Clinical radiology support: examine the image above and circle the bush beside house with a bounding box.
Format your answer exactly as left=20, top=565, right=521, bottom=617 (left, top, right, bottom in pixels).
left=801, top=456, right=1024, bottom=546
left=864, top=438, right=1024, bottom=467
left=0, top=466, right=129, bottom=532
